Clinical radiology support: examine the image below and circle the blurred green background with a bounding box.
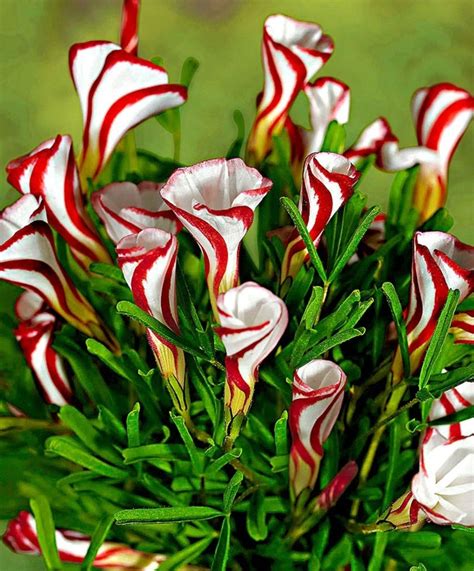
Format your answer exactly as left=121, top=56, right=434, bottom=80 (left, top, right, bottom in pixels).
left=0, top=0, right=472, bottom=568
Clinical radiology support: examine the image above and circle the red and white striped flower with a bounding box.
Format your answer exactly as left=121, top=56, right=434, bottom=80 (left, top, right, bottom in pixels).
left=378, top=83, right=474, bottom=222
left=15, top=312, right=72, bottom=406
left=0, top=195, right=114, bottom=347
left=450, top=309, right=474, bottom=344
left=315, top=460, right=358, bottom=511
left=92, top=181, right=181, bottom=245
left=300, top=78, right=351, bottom=156
left=429, top=381, right=474, bottom=440
left=3, top=512, right=165, bottom=569
left=120, top=0, right=140, bottom=55
left=344, top=117, right=394, bottom=167
left=117, top=229, right=187, bottom=412
left=247, top=14, right=334, bottom=163
left=411, top=428, right=474, bottom=526
left=216, top=282, right=288, bottom=439
left=6, top=134, right=110, bottom=270
left=281, top=152, right=360, bottom=287
left=69, top=41, right=187, bottom=181
left=289, top=359, right=347, bottom=498
left=392, top=231, right=474, bottom=382
left=160, top=158, right=272, bottom=317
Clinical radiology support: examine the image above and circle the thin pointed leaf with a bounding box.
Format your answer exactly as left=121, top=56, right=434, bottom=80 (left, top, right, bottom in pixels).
left=211, top=517, right=231, bottom=571
left=81, top=515, right=114, bottom=571
left=223, top=471, right=244, bottom=514
left=382, top=281, right=410, bottom=378
left=114, top=506, right=223, bottom=525
left=281, top=196, right=328, bottom=283
left=29, top=496, right=62, bottom=571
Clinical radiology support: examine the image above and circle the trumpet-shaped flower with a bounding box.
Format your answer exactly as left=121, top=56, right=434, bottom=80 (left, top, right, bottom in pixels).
left=247, top=15, right=334, bottom=163
left=7, top=134, right=110, bottom=270
left=69, top=41, right=187, bottom=180
left=301, top=78, right=350, bottom=156
left=0, top=195, right=114, bottom=347
left=344, top=117, right=394, bottom=167
left=411, top=428, right=474, bottom=526
left=92, top=181, right=181, bottom=244
left=15, top=312, right=72, bottom=406
left=378, top=83, right=474, bottom=222
left=281, top=152, right=360, bottom=287
left=160, top=158, right=272, bottom=316
left=392, top=231, right=474, bottom=382
left=116, top=229, right=187, bottom=412
left=120, top=0, right=140, bottom=55
left=3, top=512, right=165, bottom=569
left=289, top=359, right=347, bottom=497
left=216, top=282, right=288, bottom=440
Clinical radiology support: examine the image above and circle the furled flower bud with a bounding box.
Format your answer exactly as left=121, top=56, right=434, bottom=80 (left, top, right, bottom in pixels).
left=344, top=117, right=394, bottom=167
left=411, top=428, right=474, bottom=526
left=315, top=460, right=358, bottom=511
left=15, top=311, right=72, bottom=406
left=301, top=78, right=350, bottom=156
left=6, top=134, right=110, bottom=270
left=116, top=229, right=187, bottom=413
left=0, top=195, right=115, bottom=348
left=289, top=359, right=347, bottom=498
left=378, top=83, right=474, bottom=222
left=281, top=152, right=360, bottom=288
left=3, top=512, right=165, bottom=569
left=247, top=15, right=334, bottom=163
left=392, top=231, right=474, bottom=382
left=428, top=381, right=474, bottom=440
left=216, top=282, right=288, bottom=442
left=376, top=490, right=425, bottom=530
left=160, top=158, right=272, bottom=317
left=120, top=0, right=140, bottom=55
left=92, top=181, right=181, bottom=244
left=69, top=41, right=187, bottom=181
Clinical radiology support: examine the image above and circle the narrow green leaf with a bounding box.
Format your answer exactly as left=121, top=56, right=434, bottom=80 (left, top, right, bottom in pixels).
left=246, top=490, right=268, bottom=541
left=328, top=206, right=380, bottom=282
left=53, top=335, right=117, bottom=413
left=59, top=406, right=121, bottom=465
left=383, top=418, right=401, bottom=510
left=122, top=443, right=188, bottom=464
left=81, top=514, right=114, bottom=571
left=207, top=449, right=242, bottom=476
left=189, top=358, right=219, bottom=427
left=382, top=282, right=410, bottom=378
left=116, top=300, right=208, bottom=360
left=211, top=517, right=231, bottom=571
left=274, top=411, right=289, bottom=456
left=429, top=405, right=474, bottom=426
left=171, top=412, right=203, bottom=473
left=427, top=365, right=474, bottom=397
left=419, top=289, right=460, bottom=388
left=46, top=436, right=128, bottom=479
left=223, top=471, right=244, bottom=513
left=114, top=506, right=223, bottom=525
left=126, top=403, right=141, bottom=448
left=226, top=110, right=245, bottom=159
left=368, top=533, right=388, bottom=571
left=85, top=338, right=130, bottom=379
left=98, top=405, right=127, bottom=443
left=158, top=536, right=213, bottom=571
left=321, top=120, right=346, bottom=154
left=304, top=286, right=325, bottom=330
left=280, top=196, right=328, bottom=283
left=180, top=56, right=199, bottom=88
left=29, top=496, right=62, bottom=571
left=89, top=262, right=125, bottom=283
left=300, top=328, right=365, bottom=366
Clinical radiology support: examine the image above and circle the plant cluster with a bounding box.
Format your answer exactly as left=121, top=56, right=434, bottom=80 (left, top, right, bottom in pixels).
left=0, top=1, right=473, bottom=570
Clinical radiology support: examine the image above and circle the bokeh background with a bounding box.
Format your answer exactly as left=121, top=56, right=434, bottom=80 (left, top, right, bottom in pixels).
left=0, top=0, right=472, bottom=568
